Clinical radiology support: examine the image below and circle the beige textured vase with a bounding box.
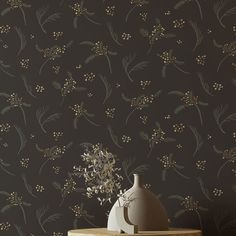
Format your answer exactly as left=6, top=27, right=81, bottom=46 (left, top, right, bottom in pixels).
left=107, top=174, right=169, bottom=232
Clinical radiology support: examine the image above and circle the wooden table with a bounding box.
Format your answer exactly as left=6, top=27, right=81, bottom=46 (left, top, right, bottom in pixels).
left=68, top=228, right=202, bottom=236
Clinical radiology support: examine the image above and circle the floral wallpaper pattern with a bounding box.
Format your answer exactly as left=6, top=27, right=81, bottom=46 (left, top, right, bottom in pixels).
left=0, top=0, right=236, bottom=236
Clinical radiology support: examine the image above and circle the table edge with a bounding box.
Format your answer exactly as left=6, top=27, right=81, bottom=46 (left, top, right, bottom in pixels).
left=68, top=228, right=202, bottom=236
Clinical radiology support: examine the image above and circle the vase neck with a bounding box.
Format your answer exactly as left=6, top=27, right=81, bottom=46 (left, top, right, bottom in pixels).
left=133, top=174, right=143, bottom=188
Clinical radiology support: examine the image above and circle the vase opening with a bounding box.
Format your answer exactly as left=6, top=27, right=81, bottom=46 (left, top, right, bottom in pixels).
left=133, top=174, right=143, bottom=188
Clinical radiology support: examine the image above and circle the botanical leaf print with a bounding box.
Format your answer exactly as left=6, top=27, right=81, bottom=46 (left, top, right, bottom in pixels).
left=157, top=153, right=190, bottom=181
left=213, top=40, right=236, bottom=72
left=0, top=158, right=15, bottom=176
left=0, top=191, right=31, bottom=224
left=70, top=203, right=98, bottom=228
left=213, top=145, right=236, bottom=178
left=189, top=21, right=203, bottom=51
left=70, top=0, right=101, bottom=28
left=214, top=0, right=236, bottom=28
left=52, top=175, right=84, bottom=207
left=189, top=126, right=203, bottom=157
left=140, top=122, right=175, bottom=158
left=36, top=142, right=72, bottom=174
left=198, top=73, right=213, bottom=97
left=36, top=106, right=62, bottom=133
left=36, top=6, right=61, bottom=34
left=169, top=195, right=208, bottom=230
left=140, top=18, right=175, bottom=54
left=1, top=0, right=31, bottom=25
left=99, top=75, right=112, bottom=104
left=106, top=22, right=123, bottom=46
left=14, top=125, right=27, bottom=154
left=0, top=60, right=15, bottom=77
left=174, top=0, right=203, bottom=20
left=122, top=157, right=149, bottom=184
left=36, top=206, right=62, bottom=233
left=213, top=105, right=236, bottom=134
left=168, top=90, right=208, bottom=125
left=21, top=174, right=37, bottom=198
left=0, top=93, right=31, bottom=125
left=122, top=53, right=149, bottom=82
left=36, top=41, right=73, bottom=74
left=80, top=41, right=117, bottom=73
left=122, top=91, right=161, bottom=125
left=158, top=50, right=190, bottom=77
left=0, top=0, right=236, bottom=236
left=70, top=102, right=100, bottom=128
left=125, top=0, right=149, bottom=22
left=14, top=26, right=26, bottom=56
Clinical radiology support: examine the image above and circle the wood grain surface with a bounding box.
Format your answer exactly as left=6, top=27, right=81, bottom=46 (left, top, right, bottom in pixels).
left=68, top=228, right=202, bottom=236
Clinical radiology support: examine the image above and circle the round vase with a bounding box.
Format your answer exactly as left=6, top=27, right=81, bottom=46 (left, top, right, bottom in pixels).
left=107, top=174, right=169, bottom=231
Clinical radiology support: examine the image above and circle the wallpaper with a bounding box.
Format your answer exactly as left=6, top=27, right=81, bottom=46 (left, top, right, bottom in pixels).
left=0, top=0, right=236, bottom=236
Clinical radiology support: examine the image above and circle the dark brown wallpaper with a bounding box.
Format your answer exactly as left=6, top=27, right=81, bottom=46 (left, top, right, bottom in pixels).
left=0, top=0, right=236, bottom=236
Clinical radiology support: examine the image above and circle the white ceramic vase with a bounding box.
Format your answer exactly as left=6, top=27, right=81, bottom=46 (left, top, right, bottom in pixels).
left=107, top=174, right=169, bottom=233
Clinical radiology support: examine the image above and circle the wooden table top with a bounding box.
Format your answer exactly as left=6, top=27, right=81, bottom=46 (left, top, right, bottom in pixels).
left=68, top=228, right=202, bottom=236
